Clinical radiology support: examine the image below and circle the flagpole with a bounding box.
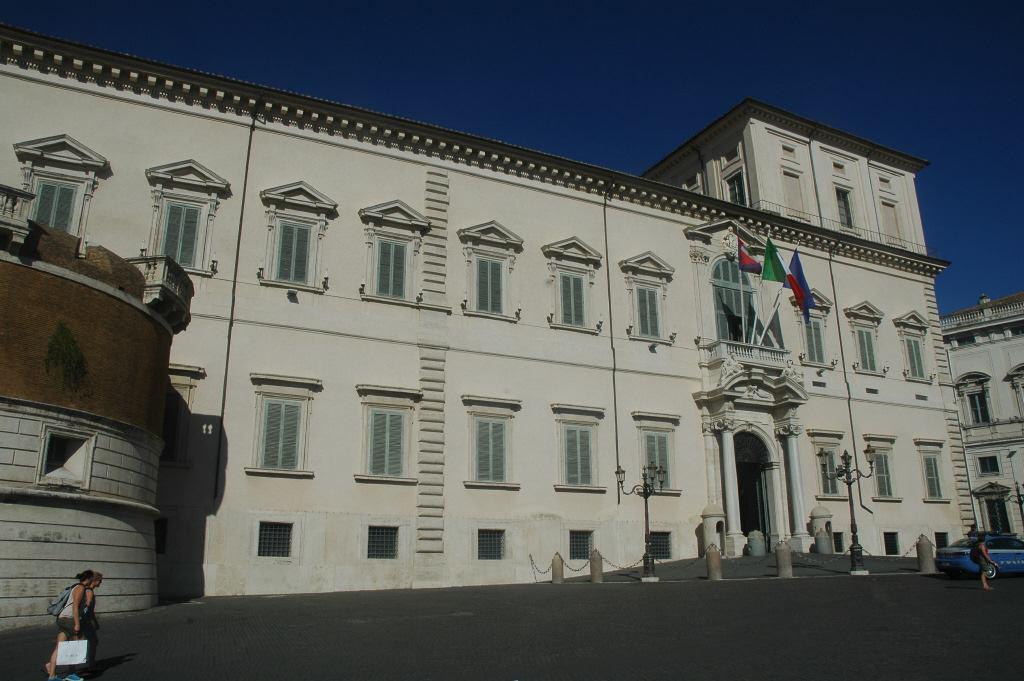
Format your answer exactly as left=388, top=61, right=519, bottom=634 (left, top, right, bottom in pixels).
left=739, top=260, right=747, bottom=344
left=757, top=287, right=783, bottom=346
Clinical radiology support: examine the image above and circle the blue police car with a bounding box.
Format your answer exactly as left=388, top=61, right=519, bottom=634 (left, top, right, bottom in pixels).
left=935, top=534, right=1024, bottom=579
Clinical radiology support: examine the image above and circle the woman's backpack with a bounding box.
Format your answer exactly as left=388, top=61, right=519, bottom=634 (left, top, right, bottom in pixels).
left=969, top=545, right=981, bottom=564
left=45, top=584, right=78, bottom=616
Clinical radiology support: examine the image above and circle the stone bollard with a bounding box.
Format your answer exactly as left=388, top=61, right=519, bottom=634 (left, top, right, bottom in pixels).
left=814, top=528, right=833, bottom=555
left=706, top=544, right=723, bottom=581
left=916, top=535, right=937, bottom=574
left=775, top=541, right=794, bottom=578
left=552, top=552, right=564, bottom=584
left=747, top=530, right=766, bottom=557
left=589, top=548, right=603, bottom=583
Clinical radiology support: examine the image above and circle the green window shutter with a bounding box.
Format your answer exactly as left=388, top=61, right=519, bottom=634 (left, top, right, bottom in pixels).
left=476, top=259, right=490, bottom=312
left=807, top=319, right=825, bottom=364
left=821, top=450, right=838, bottom=495
left=292, top=224, right=310, bottom=284
left=179, top=206, right=200, bottom=268
left=279, top=402, right=300, bottom=469
left=53, top=185, right=75, bottom=231
left=489, top=260, right=502, bottom=314
left=386, top=412, right=404, bottom=476
left=377, top=241, right=393, bottom=296
left=647, top=288, right=660, bottom=337
left=391, top=242, right=406, bottom=298
left=560, top=274, right=574, bottom=325
left=645, top=432, right=658, bottom=468
left=875, top=454, right=892, bottom=497
left=906, top=338, right=924, bottom=378
left=657, top=433, right=669, bottom=485
left=262, top=401, right=283, bottom=468
left=278, top=223, right=295, bottom=281
left=476, top=418, right=492, bottom=481
left=858, top=329, right=876, bottom=371
left=577, top=427, right=591, bottom=485
left=565, top=427, right=579, bottom=485
left=638, top=288, right=651, bottom=336
left=163, top=204, right=184, bottom=263
left=34, top=182, right=57, bottom=225
left=491, top=419, right=505, bottom=482
left=370, top=411, right=388, bottom=475
left=924, top=456, right=942, bottom=498
left=571, top=276, right=585, bottom=326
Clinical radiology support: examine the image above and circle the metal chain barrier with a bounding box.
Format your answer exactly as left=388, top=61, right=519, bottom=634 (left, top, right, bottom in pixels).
left=563, top=560, right=590, bottom=573
left=596, top=550, right=645, bottom=571
left=528, top=553, right=552, bottom=583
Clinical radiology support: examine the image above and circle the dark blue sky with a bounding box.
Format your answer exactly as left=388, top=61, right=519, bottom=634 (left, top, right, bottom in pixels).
left=5, top=1, right=1020, bottom=314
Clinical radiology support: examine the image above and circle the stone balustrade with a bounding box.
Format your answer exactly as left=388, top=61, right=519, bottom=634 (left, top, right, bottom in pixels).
left=0, top=183, right=34, bottom=254
left=128, top=255, right=194, bottom=334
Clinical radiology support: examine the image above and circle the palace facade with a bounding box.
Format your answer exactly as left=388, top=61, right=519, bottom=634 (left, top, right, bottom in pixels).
left=942, top=292, right=1024, bottom=535
left=0, top=25, right=969, bottom=609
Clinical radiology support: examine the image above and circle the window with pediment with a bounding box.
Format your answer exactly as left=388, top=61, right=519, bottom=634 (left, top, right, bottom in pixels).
left=1008, top=365, right=1024, bottom=418
left=258, top=182, right=337, bottom=293
left=893, top=311, right=931, bottom=382
left=711, top=259, right=763, bottom=344
left=14, top=134, right=109, bottom=244
left=145, top=160, right=230, bottom=275
left=844, top=301, right=885, bottom=375
left=619, top=252, right=676, bottom=344
left=358, top=200, right=430, bottom=307
left=793, top=289, right=835, bottom=368
left=541, top=237, right=604, bottom=334
left=956, top=373, right=993, bottom=425
left=457, top=220, right=524, bottom=322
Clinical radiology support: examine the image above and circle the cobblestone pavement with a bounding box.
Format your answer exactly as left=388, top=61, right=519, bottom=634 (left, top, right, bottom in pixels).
left=3, top=568, right=1019, bottom=681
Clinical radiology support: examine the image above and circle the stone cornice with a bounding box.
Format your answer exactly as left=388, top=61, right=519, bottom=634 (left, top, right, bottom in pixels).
left=0, top=25, right=948, bottom=278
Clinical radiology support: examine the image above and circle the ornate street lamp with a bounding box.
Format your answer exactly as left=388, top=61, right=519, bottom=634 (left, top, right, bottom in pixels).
left=615, top=462, right=666, bottom=580
left=818, top=445, right=876, bottom=575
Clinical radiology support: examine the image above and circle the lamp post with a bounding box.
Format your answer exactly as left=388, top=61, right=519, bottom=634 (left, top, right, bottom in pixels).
left=818, top=446, right=876, bottom=575
left=1007, top=451, right=1024, bottom=532
left=615, top=462, right=666, bottom=581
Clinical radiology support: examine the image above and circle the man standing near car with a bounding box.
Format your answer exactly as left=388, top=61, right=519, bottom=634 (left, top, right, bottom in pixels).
left=973, top=535, right=998, bottom=591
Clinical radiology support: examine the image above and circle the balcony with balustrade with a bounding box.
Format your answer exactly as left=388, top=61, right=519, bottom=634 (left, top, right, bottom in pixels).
left=128, top=255, right=195, bottom=334
left=750, top=199, right=936, bottom=258
left=0, top=183, right=34, bottom=254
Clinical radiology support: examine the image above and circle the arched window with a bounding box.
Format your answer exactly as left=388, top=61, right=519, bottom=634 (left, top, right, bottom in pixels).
left=712, top=259, right=782, bottom=347
left=956, top=373, right=992, bottom=425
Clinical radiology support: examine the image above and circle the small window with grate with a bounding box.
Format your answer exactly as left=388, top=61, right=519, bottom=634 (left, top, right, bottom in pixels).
left=569, top=530, right=593, bottom=561
left=478, top=529, right=505, bottom=560
left=257, top=522, right=293, bottom=558
left=978, top=456, right=999, bottom=475
left=650, top=531, right=671, bottom=560
left=833, top=532, right=844, bottom=553
left=883, top=532, right=900, bottom=556
left=934, top=532, right=948, bottom=550
left=367, top=526, right=398, bottom=559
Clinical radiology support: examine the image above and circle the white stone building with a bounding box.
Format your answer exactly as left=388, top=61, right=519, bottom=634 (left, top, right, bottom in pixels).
left=0, top=25, right=970, bottom=603
left=942, top=292, right=1024, bottom=536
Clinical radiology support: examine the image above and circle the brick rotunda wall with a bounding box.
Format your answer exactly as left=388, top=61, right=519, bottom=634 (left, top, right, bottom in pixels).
left=0, top=227, right=176, bottom=629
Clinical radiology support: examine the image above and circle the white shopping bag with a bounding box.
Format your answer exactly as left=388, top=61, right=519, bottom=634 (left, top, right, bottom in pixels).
left=56, top=639, right=88, bottom=666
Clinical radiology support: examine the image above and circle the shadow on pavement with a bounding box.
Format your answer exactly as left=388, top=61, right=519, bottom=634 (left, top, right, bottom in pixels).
left=84, top=653, right=135, bottom=678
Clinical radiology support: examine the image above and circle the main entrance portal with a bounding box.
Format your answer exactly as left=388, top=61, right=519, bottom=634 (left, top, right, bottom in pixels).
left=735, top=432, right=772, bottom=540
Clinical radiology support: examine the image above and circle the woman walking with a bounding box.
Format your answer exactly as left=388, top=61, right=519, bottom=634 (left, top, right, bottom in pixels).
left=80, top=572, right=103, bottom=673
left=44, top=569, right=93, bottom=681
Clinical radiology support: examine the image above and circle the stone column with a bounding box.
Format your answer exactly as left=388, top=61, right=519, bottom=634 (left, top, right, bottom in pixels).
left=713, top=417, right=744, bottom=557
left=777, top=421, right=810, bottom=551
left=702, top=418, right=722, bottom=506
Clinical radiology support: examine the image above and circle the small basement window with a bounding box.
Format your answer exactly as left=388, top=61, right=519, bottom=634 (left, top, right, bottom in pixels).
left=257, top=522, right=293, bottom=558
left=650, top=531, right=671, bottom=560
left=367, top=526, right=398, bottom=559
left=478, top=529, right=505, bottom=560
left=569, top=530, right=593, bottom=561
left=41, top=432, right=91, bottom=485
left=934, top=533, right=948, bottom=550
left=883, top=532, right=900, bottom=556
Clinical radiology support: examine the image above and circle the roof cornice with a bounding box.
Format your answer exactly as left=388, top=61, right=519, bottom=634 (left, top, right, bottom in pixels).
left=0, top=25, right=947, bottom=278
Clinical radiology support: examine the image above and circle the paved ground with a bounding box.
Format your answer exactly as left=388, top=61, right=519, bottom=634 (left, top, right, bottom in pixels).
left=4, top=564, right=1019, bottom=681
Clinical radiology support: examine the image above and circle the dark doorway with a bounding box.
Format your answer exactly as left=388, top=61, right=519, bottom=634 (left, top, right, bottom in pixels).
left=734, top=432, right=771, bottom=539
left=986, top=499, right=1010, bottom=534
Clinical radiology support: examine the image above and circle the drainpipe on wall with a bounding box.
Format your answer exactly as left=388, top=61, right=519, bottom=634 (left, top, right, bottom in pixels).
left=212, top=101, right=262, bottom=502
left=825, top=243, right=873, bottom=515
left=601, top=180, right=622, bottom=505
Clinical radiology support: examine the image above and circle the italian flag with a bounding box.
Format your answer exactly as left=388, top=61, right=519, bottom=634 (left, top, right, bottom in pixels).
left=762, top=238, right=815, bottom=322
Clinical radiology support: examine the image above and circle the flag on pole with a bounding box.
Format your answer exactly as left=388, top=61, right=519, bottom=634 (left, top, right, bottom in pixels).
left=761, top=238, right=788, bottom=283
left=788, top=250, right=815, bottom=322
left=760, top=238, right=816, bottom=322
left=737, top=237, right=762, bottom=274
